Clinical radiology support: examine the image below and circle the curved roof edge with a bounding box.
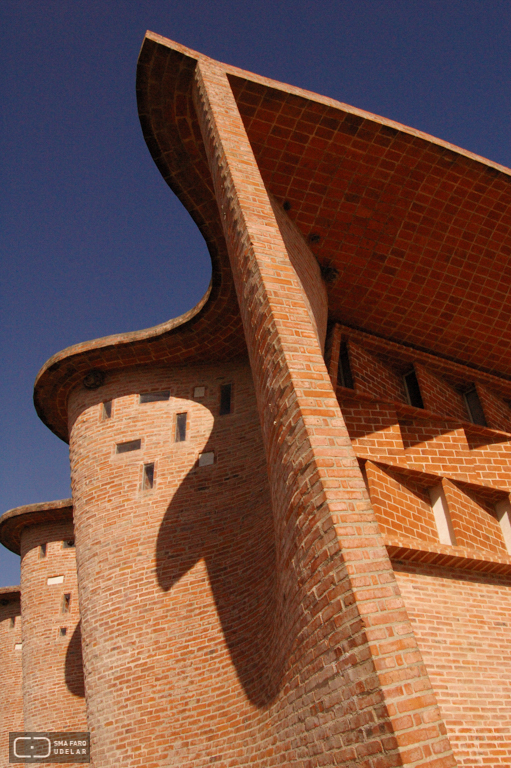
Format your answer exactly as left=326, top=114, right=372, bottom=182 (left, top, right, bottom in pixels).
left=0, top=499, right=73, bottom=555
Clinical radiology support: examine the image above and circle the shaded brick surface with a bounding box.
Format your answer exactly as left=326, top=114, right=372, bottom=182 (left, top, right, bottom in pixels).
left=0, top=587, right=23, bottom=768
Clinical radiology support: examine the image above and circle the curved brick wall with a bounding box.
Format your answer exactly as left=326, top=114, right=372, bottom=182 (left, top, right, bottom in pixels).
left=18, top=512, right=86, bottom=732
left=68, top=360, right=278, bottom=767
left=0, top=587, right=23, bottom=767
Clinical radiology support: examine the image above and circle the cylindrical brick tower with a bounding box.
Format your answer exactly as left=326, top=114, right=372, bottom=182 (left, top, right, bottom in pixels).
left=67, top=360, right=277, bottom=767
left=0, top=501, right=87, bottom=733
left=0, top=586, right=23, bottom=767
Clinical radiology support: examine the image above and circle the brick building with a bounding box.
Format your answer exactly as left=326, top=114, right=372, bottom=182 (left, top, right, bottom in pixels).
left=2, top=32, right=511, bottom=767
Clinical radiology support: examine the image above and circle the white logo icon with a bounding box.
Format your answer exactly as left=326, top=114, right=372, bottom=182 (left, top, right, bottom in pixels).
left=14, top=736, right=52, bottom=759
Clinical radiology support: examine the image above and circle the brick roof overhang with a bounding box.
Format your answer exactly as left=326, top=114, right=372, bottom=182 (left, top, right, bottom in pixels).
left=0, top=500, right=73, bottom=555
left=33, top=32, right=511, bottom=442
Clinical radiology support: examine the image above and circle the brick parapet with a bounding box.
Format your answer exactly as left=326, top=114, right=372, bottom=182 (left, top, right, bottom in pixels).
left=0, top=587, right=23, bottom=768
left=193, top=57, right=456, bottom=767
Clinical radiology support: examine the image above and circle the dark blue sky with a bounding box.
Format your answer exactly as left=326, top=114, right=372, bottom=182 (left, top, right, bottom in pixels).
left=2, top=0, right=511, bottom=586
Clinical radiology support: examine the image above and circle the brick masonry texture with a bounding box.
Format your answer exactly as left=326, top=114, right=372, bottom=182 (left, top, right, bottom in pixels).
left=0, top=587, right=23, bottom=768
left=3, top=31, right=511, bottom=768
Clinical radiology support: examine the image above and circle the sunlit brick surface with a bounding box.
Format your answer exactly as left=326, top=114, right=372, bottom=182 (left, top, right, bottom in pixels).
left=0, top=587, right=23, bottom=768
left=395, top=563, right=511, bottom=767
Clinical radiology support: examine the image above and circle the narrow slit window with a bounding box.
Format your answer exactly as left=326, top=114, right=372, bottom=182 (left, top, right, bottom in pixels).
left=10, top=617, right=15, bottom=628
left=495, top=499, right=511, bottom=555
left=139, top=391, right=170, bottom=403
left=337, top=343, right=354, bottom=389
left=116, top=439, right=141, bottom=454
left=102, top=400, right=112, bottom=419
left=39, top=543, right=47, bottom=558
left=61, top=593, right=71, bottom=613
left=464, top=387, right=487, bottom=426
left=219, top=384, right=232, bottom=415
left=175, top=413, right=187, bottom=442
left=428, top=484, right=456, bottom=546
left=143, top=463, right=155, bottom=490
left=404, top=370, right=424, bottom=409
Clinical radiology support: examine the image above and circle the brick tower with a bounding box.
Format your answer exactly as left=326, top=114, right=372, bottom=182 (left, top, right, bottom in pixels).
left=2, top=32, right=511, bottom=768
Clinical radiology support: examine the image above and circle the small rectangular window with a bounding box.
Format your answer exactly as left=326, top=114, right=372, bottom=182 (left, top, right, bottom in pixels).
left=219, top=384, right=232, bottom=415
left=464, top=387, right=487, bottom=426
left=102, top=400, right=112, bottom=419
left=337, top=343, right=354, bottom=389
left=404, top=370, right=424, bottom=409
left=116, top=439, right=141, bottom=454
left=175, top=413, right=187, bottom=442
left=495, top=499, right=511, bottom=555
left=194, top=386, right=205, bottom=398
left=59, top=627, right=67, bottom=637
left=47, top=575, right=64, bottom=586
left=62, top=539, right=75, bottom=549
left=39, top=544, right=47, bottom=558
left=199, top=451, right=215, bottom=467
left=143, top=463, right=155, bottom=490
left=10, top=617, right=15, bottom=628
left=139, top=391, right=170, bottom=403
left=61, top=593, right=71, bottom=613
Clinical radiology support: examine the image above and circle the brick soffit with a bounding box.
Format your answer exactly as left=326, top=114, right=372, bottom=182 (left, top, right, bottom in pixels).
left=33, top=31, right=511, bottom=443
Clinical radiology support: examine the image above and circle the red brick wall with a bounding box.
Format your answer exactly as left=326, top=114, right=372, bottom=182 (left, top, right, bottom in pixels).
left=193, top=58, right=455, bottom=768
left=68, top=361, right=277, bottom=768
left=366, top=461, right=439, bottom=543
left=270, top=194, right=328, bottom=350
left=350, top=341, right=408, bottom=402
left=395, top=561, right=511, bottom=767
left=0, top=588, right=23, bottom=768
left=441, top=479, right=508, bottom=556
left=414, top=364, right=467, bottom=421
left=20, top=521, right=86, bottom=731
left=477, top=382, right=511, bottom=433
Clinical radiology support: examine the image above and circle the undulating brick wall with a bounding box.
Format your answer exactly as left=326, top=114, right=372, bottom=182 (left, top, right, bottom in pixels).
left=395, top=561, right=511, bottom=768
left=193, top=58, right=456, bottom=768
left=350, top=341, right=408, bottom=403
left=0, top=588, right=23, bottom=768
left=68, top=361, right=277, bottom=768
left=365, top=461, right=439, bottom=543
left=414, top=364, right=468, bottom=421
left=20, top=520, right=86, bottom=732
left=441, top=479, right=508, bottom=556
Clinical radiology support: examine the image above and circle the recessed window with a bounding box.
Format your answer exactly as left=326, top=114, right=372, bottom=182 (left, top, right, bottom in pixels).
left=199, top=451, right=215, bottom=467
left=61, top=593, right=71, bottom=613
left=139, top=391, right=170, bottom=403
left=495, top=499, right=511, bottom=555
left=464, top=387, right=487, bottom=426
left=102, top=400, right=112, bottom=419
left=337, top=343, right=354, bottom=389
left=219, top=384, right=232, bottom=415
left=10, top=617, right=15, bottom=628
left=175, top=413, right=187, bottom=442
left=116, top=439, right=141, bottom=454
left=194, top=386, right=205, bottom=398
left=143, top=463, right=155, bottom=490
left=39, top=543, right=47, bottom=558
left=404, top=370, right=424, bottom=409
left=59, top=627, right=67, bottom=637
left=62, top=539, right=75, bottom=549
left=428, top=484, right=456, bottom=546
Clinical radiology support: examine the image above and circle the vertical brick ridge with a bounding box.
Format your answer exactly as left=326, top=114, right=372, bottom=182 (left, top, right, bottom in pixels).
left=0, top=588, right=23, bottom=768
left=193, top=58, right=457, bottom=768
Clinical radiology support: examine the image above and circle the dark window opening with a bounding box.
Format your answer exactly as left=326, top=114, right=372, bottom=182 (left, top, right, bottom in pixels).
left=143, top=463, right=155, bottom=490
left=116, top=439, right=141, bottom=454
left=219, top=384, right=232, bottom=415
left=62, top=540, right=75, bottom=549
left=59, top=627, right=67, bottom=637
left=139, top=391, right=170, bottom=403
left=102, top=400, right=112, bottom=419
left=337, top=343, right=354, bottom=389
left=404, top=370, right=424, bottom=409
left=10, top=617, right=15, bottom=628
left=62, top=593, right=71, bottom=613
left=39, top=544, right=47, bottom=558
left=175, top=413, right=187, bottom=442
left=464, top=387, right=487, bottom=427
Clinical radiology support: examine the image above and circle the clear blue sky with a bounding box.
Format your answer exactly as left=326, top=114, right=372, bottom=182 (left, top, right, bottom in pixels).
left=2, top=0, right=511, bottom=586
